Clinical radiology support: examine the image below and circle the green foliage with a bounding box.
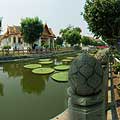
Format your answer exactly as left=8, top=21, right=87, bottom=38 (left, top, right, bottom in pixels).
left=21, top=17, right=43, bottom=45
left=83, top=0, right=120, bottom=47
left=114, top=53, right=120, bottom=59
left=91, top=41, right=106, bottom=46
left=113, top=63, right=120, bottom=74
left=81, top=36, right=91, bottom=45
left=3, top=45, right=11, bottom=49
left=81, top=36, right=106, bottom=46
left=60, top=26, right=81, bottom=46
left=55, top=36, right=64, bottom=46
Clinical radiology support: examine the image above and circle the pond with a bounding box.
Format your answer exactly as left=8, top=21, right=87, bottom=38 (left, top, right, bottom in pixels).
left=0, top=54, right=78, bottom=120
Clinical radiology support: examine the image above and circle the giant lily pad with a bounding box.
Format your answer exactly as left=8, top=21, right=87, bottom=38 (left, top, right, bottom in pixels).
left=32, top=68, right=54, bottom=74
left=51, top=72, right=68, bottom=82
left=39, top=61, right=53, bottom=65
left=77, top=53, right=81, bottom=56
left=62, top=59, right=72, bottom=62
left=24, top=64, right=41, bottom=69
left=66, top=57, right=74, bottom=60
left=54, top=65, right=70, bottom=71
left=39, top=59, right=51, bottom=61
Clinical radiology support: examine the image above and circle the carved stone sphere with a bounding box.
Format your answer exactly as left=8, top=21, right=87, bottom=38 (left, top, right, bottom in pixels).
left=68, top=53, right=103, bottom=96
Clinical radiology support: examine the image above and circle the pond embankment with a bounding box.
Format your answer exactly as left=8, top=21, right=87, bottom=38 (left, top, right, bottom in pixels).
left=0, top=50, right=81, bottom=63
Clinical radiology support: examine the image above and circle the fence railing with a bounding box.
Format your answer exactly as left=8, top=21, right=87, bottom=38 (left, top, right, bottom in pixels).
left=0, top=47, right=73, bottom=56
left=107, top=54, right=119, bottom=120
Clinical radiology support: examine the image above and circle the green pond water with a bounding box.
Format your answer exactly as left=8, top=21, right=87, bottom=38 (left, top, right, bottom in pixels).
left=0, top=55, right=77, bottom=120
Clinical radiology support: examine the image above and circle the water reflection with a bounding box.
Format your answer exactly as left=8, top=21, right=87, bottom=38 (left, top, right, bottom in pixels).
left=3, top=62, right=23, bottom=77
left=0, top=83, right=4, bottom=96
left=54, top=58, right=62, bottom=65
left=21, top=68, right=48, bottom=95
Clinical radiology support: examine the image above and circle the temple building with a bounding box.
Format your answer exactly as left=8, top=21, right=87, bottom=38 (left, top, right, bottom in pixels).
left=39, top=24, right=56, bottom=49
left=0, top=24, right=55, bottom=50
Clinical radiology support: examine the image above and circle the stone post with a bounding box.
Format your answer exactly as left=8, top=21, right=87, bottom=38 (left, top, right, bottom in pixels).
left=67, top=53, right=105, bottom=120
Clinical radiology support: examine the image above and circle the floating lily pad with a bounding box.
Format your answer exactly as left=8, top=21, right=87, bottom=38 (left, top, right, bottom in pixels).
left=62, top=59, right=72, bottom=62
left=24, top=64, right=41, bottom=69
left=54, top=65, right=70, bottom=71
left=39, top=59, right=51, bottom=61
left=32, top=68, right=54, bottom=74
left=51, top=72, right=68, bottom=82
left=77, top=53, right=81, bottom=56
left=66, top=57, right=74, bottom=60
left=39, top=61, right=53, bottom=65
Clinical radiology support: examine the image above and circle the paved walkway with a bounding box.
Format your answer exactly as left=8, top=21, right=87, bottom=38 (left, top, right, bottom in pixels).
left=107, top=72, right=120, bottom=120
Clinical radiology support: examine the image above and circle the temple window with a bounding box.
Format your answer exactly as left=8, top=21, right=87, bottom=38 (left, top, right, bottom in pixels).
left=18, top=37, right=21, bottom=43
left=13, top=37, right=16, bottom=43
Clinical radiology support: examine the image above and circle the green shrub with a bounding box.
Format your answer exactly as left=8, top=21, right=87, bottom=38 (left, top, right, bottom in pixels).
left=3, top=45, right=11, bottom=49
left=73, top=45, right=82, bottom=50
left=113, top=63, right=120, bottom=74
left=114, top=53, right=120, bottom=59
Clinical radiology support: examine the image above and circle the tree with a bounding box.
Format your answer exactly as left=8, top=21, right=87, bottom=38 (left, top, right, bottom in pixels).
left=55, top=36, right=64, bottom=46
left=21, top=17, right=43, bottom=48
left=60, top=26, right=81, bottom=46
left=81, top=36, right=91, bottom=45
left=83, top=0, right=120, bottom=50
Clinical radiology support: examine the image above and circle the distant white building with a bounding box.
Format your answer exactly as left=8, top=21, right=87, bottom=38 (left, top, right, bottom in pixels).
left=0, top=24, right=56, bottom=50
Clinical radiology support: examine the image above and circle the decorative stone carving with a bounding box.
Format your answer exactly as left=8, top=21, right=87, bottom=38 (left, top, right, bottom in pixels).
left=67, top=53, right=105, bottom=120
left=95, top=48, right=109, bottom=65
left=68, top=53, right=103, bottom=97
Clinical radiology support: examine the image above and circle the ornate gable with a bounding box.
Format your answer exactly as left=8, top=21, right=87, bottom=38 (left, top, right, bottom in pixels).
left=41, top=24, right=56, bottom=39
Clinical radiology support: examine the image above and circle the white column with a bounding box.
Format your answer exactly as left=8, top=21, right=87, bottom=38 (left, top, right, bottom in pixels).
left=39, top=38, right=41, bottom=47
left=11, top=36, right=14, bottom=47
left=6, top=38, right=9, bottom=46
left=16, top=36, right=18, bottom=43
left=52, top=39, right=55, bottom=48
left=48, top=38, right=50, bottom=48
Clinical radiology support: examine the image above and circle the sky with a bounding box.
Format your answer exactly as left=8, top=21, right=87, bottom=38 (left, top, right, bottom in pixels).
left=0, top=0, right=92, bottom=36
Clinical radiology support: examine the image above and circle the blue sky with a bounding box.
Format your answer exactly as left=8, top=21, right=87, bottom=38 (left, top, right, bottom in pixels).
left=0, top=0, right=92, bottom=36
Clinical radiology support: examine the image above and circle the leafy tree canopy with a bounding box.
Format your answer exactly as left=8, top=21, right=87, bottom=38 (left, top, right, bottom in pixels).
left=55, top=36, right=64, bottom=46
left=21, top=17, right=43, bottom=46
left=81, top=36, right=91, bottom=45
left=83, top=0, right=120, bottom=48
left=60, top=26, right=81, bottom=46
left=81, top=36, right=106, bottom=46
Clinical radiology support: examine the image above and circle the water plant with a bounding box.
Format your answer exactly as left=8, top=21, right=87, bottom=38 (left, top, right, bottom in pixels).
left=32, top=68, right=54, bottom=74
left=51, top=71, right=68, bottom=82
left=66, top=57, right=74, bottom=60
left=24, top=64, right=41, bottom=69
left=39, top=61, right=53, bottom=65
left=54, top=65, right=69, bottom=71
left=39, top=59, right=51, bottom=61
left=62, top=59, right=72, bottom=62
